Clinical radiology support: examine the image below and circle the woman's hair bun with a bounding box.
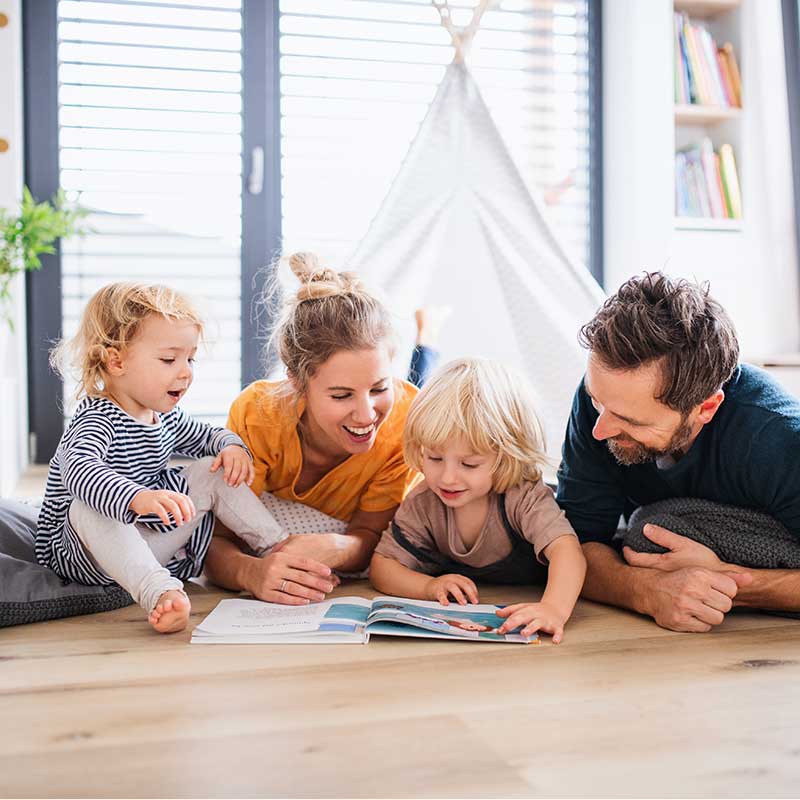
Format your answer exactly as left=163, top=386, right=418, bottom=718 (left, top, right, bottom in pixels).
left=287, top=252, right=363, bottom=302
left=288, top=252, right=336, bottom=283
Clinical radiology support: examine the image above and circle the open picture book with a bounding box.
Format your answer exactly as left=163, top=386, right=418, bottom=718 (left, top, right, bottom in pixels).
left=191, top=596, right=539, bottom=645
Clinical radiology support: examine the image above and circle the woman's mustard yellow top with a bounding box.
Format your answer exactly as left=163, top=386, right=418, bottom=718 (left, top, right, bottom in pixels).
left=226, top=379, right=419, bottom=522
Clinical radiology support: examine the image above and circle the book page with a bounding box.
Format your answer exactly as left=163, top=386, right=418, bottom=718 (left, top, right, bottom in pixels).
left=366, top=596, right=537, bottom=643
left=193, top=596, right=373, bottom=637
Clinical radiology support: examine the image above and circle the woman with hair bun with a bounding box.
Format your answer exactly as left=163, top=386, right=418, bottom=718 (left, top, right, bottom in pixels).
left=203, top=252, right=442, bottom=604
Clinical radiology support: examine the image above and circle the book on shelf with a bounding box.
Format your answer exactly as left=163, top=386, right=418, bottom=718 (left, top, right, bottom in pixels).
left=674, top=12, right=741, bottom=108
left=719, top=143, right=743, bottom=218
left=675, top=137, right=742, bottom=220
left=191, top=595, right=540, bottom=645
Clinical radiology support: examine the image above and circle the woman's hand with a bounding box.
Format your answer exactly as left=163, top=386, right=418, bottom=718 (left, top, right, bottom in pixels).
left=425, top=573, right=479, bottom=605
left=243, top=550, right=340, bottom=605
left=210, top=445, right=255, bottom=487
left=270, top=533, right=352, bottom=569
left=495, top=600, right=570, bottom=643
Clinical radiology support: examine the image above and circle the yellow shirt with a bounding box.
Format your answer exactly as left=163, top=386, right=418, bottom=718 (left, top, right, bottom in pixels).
left=226, top=379, right=419, bottom=522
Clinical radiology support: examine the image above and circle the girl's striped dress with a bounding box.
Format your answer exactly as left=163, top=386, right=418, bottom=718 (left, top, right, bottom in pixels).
left=36, top=396, right=246, bottom=586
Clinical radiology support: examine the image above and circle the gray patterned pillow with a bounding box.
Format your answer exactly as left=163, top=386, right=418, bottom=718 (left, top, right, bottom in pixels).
left=0, top=499, right=133, bottom=628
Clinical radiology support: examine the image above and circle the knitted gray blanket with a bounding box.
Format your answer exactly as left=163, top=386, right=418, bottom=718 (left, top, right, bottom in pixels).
left=625, top=498, right=800, bottom=569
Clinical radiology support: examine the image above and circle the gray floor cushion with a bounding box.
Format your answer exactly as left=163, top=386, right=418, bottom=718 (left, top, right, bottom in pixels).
left=0, top=499, right=133, bottom=628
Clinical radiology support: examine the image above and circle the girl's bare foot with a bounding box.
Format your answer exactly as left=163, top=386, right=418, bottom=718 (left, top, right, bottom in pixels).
left=148, top=589, right=191, bottom=633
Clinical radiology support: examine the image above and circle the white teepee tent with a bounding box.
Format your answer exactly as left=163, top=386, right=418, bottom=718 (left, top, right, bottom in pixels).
left=348, top=0, right=606, bottom=456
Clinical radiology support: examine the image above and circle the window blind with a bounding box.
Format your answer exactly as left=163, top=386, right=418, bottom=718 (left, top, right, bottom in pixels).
left=56, top=0, right=243, bottom=425
left=279, top=0, right=591, bottom=269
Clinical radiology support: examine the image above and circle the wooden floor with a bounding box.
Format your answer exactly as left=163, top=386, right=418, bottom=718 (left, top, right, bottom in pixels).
left=2, top=580, right=800, bottom=798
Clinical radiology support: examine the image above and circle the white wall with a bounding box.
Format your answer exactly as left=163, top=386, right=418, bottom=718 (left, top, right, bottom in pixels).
left=603, top=0, right=800, bottom=359
left=0, top=0, right=27, bottom=495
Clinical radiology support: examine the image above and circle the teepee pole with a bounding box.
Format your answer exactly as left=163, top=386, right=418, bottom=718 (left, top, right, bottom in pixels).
left=431, top=0, right=497, bottom=64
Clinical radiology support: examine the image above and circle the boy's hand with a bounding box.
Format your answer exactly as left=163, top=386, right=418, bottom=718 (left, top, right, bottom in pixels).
left=210, top=445, right=255, bottom=487
left=425, top=574, right=479, bottom=605
left=130, top=489, right=195, bottom=527
left=496, top=601, right=569, bottom=643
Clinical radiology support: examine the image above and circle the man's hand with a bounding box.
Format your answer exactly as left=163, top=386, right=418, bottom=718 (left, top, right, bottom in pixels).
left=624, top=524, right=725, bottom=571
left=130, top=489, right=195, bottom=526
left=645, top=567, right=753, bottom=632
left=210, top=445, right=255, bottom=487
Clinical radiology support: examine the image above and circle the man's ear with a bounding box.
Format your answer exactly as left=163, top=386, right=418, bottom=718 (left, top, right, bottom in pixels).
left=697, top=389, right=725, bottom=424
left=104, top=347, right=125, bottom=377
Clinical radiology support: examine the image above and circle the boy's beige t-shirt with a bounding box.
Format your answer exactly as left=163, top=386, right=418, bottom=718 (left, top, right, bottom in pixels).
left=375, top=479, right=577, bottom=574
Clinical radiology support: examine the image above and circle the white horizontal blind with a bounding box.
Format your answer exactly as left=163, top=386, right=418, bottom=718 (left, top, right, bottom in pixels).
left=279, top=0, right=591, bottom=268
left=56, top=0, right=243, bottom=425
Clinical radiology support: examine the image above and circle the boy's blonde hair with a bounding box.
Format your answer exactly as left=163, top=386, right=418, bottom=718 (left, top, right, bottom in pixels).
left=403, top=358, right=549, bottom=492
left=268, top=252, right=396, bottom=399
left=51, top=282, right=203, bottom=400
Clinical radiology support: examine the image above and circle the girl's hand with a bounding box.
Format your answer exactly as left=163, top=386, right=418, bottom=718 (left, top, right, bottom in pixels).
left=210, top=445, right=255, bottom=487
left=496, top=601, right=570, bottom=643
left=425, top=574, right=479, bottom=605
left=244, top=551, right=340, bottom=605
left=130, top=489, right=195, bottom=526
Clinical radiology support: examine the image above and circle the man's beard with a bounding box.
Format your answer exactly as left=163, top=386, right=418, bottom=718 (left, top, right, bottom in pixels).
left=606, top=415, right=694, bottom=466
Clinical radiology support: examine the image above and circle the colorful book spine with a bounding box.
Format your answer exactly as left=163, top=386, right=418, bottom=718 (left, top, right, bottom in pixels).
left=676, top=14, right=697, bottom=103
left=716, top=50, right=736, bottom=106
left=674, top=14, right=688, bottom=104
left=721, top=42, right=742, bottom=107
left=700, top=138, right=724, bottom=218
left=719, top=143, right=743, bottom=218
left=713, top=153, right=731, bottom=217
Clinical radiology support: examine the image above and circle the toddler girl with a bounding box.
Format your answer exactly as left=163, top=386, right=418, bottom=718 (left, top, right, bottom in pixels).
left=37, top=283, right=287, bottom=633
left=370, top=358, right=587, bottom=642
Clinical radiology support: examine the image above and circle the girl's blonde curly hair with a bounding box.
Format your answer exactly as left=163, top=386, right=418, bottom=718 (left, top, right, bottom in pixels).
left=51, top=282, right=203, bottom=401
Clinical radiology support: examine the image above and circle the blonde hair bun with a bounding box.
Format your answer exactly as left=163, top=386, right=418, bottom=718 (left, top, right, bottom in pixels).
left=288, top=252, right=364, bottom=303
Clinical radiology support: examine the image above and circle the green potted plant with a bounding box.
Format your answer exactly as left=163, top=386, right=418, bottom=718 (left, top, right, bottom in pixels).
left=0, top=187, right=87, bottom=329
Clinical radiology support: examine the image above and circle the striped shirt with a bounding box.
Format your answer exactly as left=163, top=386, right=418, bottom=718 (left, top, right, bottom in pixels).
left=36, top=396, right=246, bottom=585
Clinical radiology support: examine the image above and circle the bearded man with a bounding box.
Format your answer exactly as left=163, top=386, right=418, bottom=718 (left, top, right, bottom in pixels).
left=557, top=272, right=800, bottom=631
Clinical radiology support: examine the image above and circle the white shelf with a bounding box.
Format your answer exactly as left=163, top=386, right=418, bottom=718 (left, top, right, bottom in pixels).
left=674, top=216, right=743, bottom=231
left=674, top=0, right=741, bottom=19
left=675, top=104, right=742, bottom=125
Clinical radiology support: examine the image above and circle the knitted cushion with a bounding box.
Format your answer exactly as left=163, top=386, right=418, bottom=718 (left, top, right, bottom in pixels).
left=625, top=498, right=800, bottom=569
left=0, top=499, right=133, bottom=628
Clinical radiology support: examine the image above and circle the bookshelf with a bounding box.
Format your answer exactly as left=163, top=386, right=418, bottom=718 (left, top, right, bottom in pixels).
left=673, top=0, right=743, bottom=231
left=674, top=104, right=740, bottom=125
